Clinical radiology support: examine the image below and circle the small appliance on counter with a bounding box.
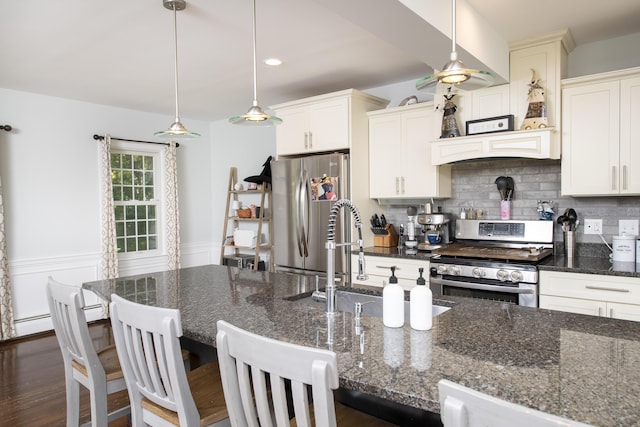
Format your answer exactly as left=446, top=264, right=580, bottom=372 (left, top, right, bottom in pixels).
left=405, top=206, right=419, bottom=249
left=417, top=212, right=452, bottom=251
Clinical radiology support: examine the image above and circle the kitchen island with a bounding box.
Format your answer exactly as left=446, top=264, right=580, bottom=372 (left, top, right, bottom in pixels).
left=84, top=265, right=640, bottom=427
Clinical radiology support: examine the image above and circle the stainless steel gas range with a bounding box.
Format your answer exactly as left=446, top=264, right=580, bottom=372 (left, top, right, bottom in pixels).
left=429, top=220, right=554, bottom=307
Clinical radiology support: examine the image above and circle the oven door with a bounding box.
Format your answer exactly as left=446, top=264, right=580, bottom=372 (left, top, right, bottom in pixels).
left=430, top=276, right=538, bottom=307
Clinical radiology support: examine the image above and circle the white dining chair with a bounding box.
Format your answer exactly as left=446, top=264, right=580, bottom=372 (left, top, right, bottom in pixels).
left=109, top=294, right=229, bottom=427
left=438, top=379, right=595, bottom=427
left=46, top=277, right=130, bottom=427
left=215, top=320, right=395, bottom=427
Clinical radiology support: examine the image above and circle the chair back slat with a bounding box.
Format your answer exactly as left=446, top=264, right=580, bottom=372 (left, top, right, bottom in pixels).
left=216, top=320, right=339, bottom=427
left=110, top=294, right=198, bottom=424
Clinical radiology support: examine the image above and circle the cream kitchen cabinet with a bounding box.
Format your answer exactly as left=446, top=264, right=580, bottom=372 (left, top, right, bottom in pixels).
left=539, top=270, right=640, bottom=321
left=561, top=67, right=640, bottom=196
left=271, top=89, right=388, bottom=157
left=368, top=103, right=451, bottom=200
left=351, top=254, right=429, bottom=291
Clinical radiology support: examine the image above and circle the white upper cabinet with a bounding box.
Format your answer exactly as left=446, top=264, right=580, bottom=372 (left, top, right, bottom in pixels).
left=369, top=103, right=451, bottom=200
left=561, top=68, right=640, bottom=196
left=271, top=89, right=388, bottom=157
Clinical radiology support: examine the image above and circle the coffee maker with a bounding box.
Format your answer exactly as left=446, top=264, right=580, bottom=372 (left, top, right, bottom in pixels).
left=417, top=208, right=452, bottom=251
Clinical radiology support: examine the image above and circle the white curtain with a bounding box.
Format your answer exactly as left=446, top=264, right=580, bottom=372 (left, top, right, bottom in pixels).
left=165, top=141, right=180, bottom=270
left=0, top=175, right=16, bottom=340
left=100, top=134, right=119, bottom=279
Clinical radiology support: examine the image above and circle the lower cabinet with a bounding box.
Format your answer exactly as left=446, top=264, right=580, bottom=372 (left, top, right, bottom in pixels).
left=351, top=255, right=429, bottom=291
left=539, top=270, right=640, bottom=321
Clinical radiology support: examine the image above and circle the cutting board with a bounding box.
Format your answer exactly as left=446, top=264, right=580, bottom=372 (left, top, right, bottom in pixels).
left=433, top=243, right=553, bottom=262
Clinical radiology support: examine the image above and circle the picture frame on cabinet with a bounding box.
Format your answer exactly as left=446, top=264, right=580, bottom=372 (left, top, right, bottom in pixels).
left=466, top=114, right=514, bottom=136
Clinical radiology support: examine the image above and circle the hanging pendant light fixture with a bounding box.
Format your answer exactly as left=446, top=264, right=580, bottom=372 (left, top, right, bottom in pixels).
left=229, top=0, right=282, bottom=126
left=155, top=0, right=200, bottom=139
left=416, top=0, right=495, bottom=93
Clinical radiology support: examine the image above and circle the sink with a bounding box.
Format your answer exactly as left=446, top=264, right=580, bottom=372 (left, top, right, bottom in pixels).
left=287, top=288, right=451, bottom=321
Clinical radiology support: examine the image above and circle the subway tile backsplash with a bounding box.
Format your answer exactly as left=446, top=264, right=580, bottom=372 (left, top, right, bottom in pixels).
left=380, top=158, right=640, bottom=245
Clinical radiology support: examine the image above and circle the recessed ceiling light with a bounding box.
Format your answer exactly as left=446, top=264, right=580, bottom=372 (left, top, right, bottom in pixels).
left=264, top=58, right=282, bottom=66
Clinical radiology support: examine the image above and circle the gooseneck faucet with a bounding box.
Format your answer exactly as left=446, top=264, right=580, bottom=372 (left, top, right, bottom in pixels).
left=325, top=199, right=368, bottom=315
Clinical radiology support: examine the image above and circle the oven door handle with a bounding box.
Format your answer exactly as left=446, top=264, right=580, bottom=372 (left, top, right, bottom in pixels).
left=430, top=277, right=534, bottom=294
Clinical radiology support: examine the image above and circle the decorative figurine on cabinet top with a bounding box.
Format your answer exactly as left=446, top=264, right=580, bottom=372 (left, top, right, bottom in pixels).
left=440, top=87, right=461, bottom=138
left=520, top=69, right=549, bottom=130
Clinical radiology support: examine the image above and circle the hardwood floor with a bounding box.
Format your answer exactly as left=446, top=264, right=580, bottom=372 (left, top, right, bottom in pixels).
left=0, top=320, right=128, bottom=427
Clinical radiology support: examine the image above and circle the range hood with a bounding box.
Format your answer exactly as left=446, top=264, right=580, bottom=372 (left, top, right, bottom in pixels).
left=430, top=127, right=558, bottom=165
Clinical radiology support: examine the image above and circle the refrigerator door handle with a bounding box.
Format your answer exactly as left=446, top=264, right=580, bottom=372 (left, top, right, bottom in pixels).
left=295, top=173, right=305, bottom=257
left=299, top=171, right=310, bottom=257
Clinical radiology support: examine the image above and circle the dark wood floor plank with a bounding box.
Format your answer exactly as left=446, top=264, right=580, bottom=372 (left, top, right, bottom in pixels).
left=0, top=320, right=127, bottom=427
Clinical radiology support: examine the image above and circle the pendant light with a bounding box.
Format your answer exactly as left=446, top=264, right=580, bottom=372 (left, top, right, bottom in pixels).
left=416, top=0, right=495, bottom=93
left=155, top=0, right=200, bottom=139
left=229, top=0, right=282, bottom=126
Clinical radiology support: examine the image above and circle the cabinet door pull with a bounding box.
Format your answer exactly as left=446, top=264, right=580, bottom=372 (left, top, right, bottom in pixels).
left=612, top=166, right=617, bottom=191
left=304, top=132, right=309, bottom=149
left=395, top=177, right=400, bottom=194
left=598, top=307, right=603, bottom=316
left=609, top=307, right=614, bottom=318
left=401, top=176, right=405, bottom=194
left=623, top=165, right=628, bottom=190
left=308, top=132, right=313, bottom=149
left=585, top=285, right=630, bottom=292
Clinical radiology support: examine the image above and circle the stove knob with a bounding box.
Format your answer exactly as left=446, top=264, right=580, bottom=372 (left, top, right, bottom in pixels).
left=496, top=269, right=509, bottom=282
left=472, top=268, right=486, bottom=278
left=436, top=265, right=448, bottom=275
left=447, top=265, right=461, bottom=276
left=510, top=270, right=524, bottom=282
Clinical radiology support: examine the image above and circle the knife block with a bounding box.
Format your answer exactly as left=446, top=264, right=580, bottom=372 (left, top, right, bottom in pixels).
left=373, top=224, right=399, bottom=247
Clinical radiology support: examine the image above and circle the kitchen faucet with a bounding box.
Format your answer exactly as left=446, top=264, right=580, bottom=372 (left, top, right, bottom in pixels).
left=323, top=199, right=368, bottom=315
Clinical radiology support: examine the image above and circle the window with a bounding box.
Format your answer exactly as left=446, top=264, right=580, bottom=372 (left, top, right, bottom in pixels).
left=111, top=150, right=160, bottom=254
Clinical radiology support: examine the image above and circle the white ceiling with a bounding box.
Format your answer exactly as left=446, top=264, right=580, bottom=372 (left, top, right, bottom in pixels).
left=2, top=0, right=640, bottom=122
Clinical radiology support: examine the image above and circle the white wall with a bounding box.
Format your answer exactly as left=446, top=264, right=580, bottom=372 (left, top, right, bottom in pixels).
left=568, top=33, right=640, bottom=78
left=0, top=87, right=276, bottom=336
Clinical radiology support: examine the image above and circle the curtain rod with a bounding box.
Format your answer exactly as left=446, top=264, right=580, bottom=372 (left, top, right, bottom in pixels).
left=92, top=134, right=180, bottom=147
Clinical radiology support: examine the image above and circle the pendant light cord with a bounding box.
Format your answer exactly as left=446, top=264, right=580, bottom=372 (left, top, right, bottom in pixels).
left=450, top=0, right=457, bottom=56
left=251, top=0, right=259, bottom=106
left=172, top=4, right=181, bottom=122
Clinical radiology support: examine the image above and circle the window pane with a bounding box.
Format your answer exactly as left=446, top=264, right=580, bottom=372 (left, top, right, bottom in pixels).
left=138, top=237, right=147, bottom=251
left=112, top=186, right=122, bottom=201
left=112, top=170, right=122, bottom=185
left=144, top=156, right=153, bottom=170
left=149, top=236, right=157, bottom=250
left=115, top=221, right=124, bottom=236
left=145, top=172, right=153, bottom=185
left=133, top=155, right=143, bottom=170
left=145, top=187, right=154, bottom=200
left=123, top=187, right=133, bottom=201
left=148, top=221, right=156, bottom=234
left=114, top=206, right=124, bottom=221
left=116, top=238, right=125, bottom=253
left=134, top=187, right=144, bottom=201
left=126, top=238, right=136, bottom=252
left=136, top=206, right=146, bottom=219
left=122, top=171, right=132, bottom=185
left=122, top=154, right=132, bottom=169
left=126, top=221, right=136, bottom=236
left=148, top=206, right=156, bottom=219
left=137, top=221, right=147, bottom=235
left=125, top=206, right=136, bottom=220
left=111, top=153, right=121, bottom=169
left=133, top=171, right=143, bottom=186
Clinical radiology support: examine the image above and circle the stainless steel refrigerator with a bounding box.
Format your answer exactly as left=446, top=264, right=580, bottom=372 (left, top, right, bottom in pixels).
left=272, top=153, right=350, bottom=277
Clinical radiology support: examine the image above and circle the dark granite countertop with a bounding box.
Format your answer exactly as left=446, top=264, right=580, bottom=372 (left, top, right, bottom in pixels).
left=84, top=265, right=640, bottom=427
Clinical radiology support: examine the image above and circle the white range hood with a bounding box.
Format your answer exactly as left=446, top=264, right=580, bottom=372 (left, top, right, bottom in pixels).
left=430, top=128, right=558, bottom=165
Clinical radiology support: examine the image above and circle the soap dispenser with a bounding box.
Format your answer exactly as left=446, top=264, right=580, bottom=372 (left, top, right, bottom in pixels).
left=410, top=267, right=432, bottom=330
left=383, top=266, right=405, bottom=327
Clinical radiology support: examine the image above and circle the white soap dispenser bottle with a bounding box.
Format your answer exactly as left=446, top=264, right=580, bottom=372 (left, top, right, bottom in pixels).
left=383, top=266, right=405, bottom=327
left=410, top=267, right=432, bottom=330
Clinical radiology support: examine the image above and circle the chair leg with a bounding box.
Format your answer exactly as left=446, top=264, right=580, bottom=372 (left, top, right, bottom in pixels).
left=65, top=371, right=81, bottom=427
left=89, top=380, right=109, bottom=427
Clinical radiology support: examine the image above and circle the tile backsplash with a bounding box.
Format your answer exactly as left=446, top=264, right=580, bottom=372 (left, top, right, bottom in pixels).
left=380, top=158, right=640, bottom=246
